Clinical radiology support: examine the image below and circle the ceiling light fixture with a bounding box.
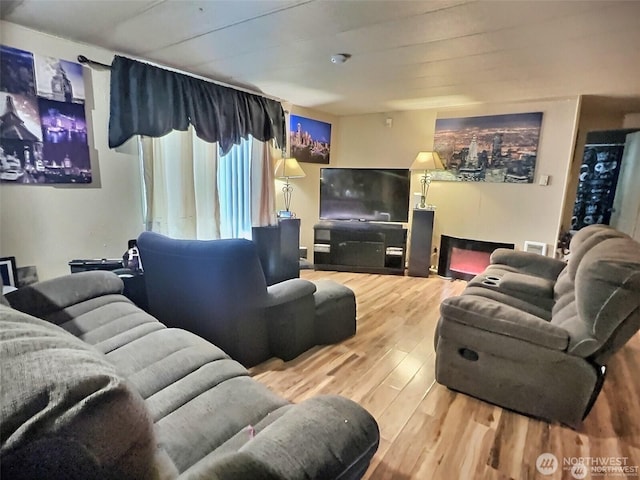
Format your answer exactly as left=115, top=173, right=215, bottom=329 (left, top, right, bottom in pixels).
left=330, top=53, right=351, bottom=64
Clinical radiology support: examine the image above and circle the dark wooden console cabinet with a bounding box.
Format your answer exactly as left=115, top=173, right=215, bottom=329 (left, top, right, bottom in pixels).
left=313, top=221, right=407, bottom=275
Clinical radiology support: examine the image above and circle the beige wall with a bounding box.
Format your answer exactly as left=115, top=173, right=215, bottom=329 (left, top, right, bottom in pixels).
left=623, top=113, right=640, bottom=129
left=0, top=22, right=583, bottom=280
left=298, top=99, right=581, bottom=261
left=0, top=22, right=144, bottom=280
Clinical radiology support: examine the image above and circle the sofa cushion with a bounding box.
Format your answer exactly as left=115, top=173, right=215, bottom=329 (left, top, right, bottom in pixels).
left=102, top=327, right=288, bottom=473
left=499, top=272, right=554, bottom=298
left=181, top=395, right=379, bottom=480
left=157, top=376, right=289, bottom=474
left=440, top=294, right=568, bottom=350
left=461, top=283, right=553, bottom=320
left=566, top=225, right=628, bottom=281
left=488, top=249, right=566, bottom=280
left=105, top=328, right=239, bottom=399
left=552, top=237, right=640, bottom=357
left=52, top=295, right=165, bottom=352
left=5, top=271, right=124, bottom=320
left=0, top=305, right=161, bottom=479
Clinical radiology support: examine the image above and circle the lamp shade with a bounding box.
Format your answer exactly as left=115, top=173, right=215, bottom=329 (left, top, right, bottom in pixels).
left=410, top=151, right=444, bottom=171
left=274, top=157, right=306, bottom=179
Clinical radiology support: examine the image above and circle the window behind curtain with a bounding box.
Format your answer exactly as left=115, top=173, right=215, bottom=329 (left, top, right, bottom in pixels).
left=218, top=137, right=253, bottom=239
left=140, top=133, right=274, bottom=240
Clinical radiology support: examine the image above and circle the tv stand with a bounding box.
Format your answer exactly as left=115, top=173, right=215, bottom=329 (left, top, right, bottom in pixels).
left=313, top=221, right=407, bottom=275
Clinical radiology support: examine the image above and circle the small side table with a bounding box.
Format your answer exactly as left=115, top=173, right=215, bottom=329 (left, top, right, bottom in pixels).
left=119, top=272, right=149, bottom=312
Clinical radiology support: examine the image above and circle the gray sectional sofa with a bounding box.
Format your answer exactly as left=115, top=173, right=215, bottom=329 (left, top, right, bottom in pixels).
left=1, top=271, right=379, bottom=479
left=435, top=224, right=640, bottom=427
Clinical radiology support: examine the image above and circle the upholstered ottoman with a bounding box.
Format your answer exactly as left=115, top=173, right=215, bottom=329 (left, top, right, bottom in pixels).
left=313, top=280, right=357, bottom=345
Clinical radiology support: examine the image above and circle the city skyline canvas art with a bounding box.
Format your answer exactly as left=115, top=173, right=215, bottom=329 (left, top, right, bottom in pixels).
left=289, top=114, right=331, bottom=164
left=432, top=112, right=543, bottom=183
left=0, top=45, right=91, bottom=184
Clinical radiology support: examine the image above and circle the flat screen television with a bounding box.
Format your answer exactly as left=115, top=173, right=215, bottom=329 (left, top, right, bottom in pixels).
left=320, top=168, right=410, bottom=222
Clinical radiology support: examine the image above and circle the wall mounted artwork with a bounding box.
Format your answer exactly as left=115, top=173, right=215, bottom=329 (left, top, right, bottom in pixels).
left=289, top=114, right=331, bottom=164
left=432, top=112, right=543, bottom=183
left=0, top=45, right=91, bottom=184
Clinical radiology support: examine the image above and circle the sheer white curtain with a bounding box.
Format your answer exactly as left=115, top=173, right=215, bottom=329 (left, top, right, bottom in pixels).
left=218, top=138, right=251, bottom=239
left=140, top=129, right=276, bottom=240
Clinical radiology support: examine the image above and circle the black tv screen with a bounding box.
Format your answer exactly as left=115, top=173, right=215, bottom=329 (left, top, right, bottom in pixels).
left=320, top=168, right=410, bottom=222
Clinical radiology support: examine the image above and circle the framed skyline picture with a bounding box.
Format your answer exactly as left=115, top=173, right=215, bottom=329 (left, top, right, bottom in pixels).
left=432, top=112, right=543, bottom=183
left=289, top=114, right=331, bottom=164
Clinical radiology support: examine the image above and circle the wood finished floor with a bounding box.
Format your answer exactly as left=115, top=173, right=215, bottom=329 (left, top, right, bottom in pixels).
left=250, top=270, right=640, bottom=480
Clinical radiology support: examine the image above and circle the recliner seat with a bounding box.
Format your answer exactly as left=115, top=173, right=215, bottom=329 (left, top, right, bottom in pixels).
left=434, top=224, right=640, bottom=426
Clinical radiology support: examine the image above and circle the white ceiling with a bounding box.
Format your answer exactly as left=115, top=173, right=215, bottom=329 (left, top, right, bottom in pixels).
left=2, top=0, right=640, bottom=116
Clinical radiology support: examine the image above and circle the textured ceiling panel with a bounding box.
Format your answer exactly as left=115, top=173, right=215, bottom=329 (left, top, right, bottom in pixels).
left=2, top=0, right=639, bottom=115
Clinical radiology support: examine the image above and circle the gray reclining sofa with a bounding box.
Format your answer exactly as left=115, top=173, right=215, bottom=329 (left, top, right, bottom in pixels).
left=1, top=271, right=379, bottom=479
left=435, top=224, right=640, bottom=427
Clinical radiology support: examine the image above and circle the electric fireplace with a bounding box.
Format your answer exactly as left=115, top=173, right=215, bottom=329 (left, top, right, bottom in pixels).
left=438, top=235, right=514, bottom=281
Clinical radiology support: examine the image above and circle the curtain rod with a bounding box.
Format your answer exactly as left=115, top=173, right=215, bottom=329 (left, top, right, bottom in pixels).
left=76, top=54, right=286, bottom=104
left=77, top=55, right=111, bottom=69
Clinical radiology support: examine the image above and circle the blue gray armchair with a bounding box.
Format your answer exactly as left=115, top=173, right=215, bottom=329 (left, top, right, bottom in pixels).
left=137, top=232, right=355, bottom=367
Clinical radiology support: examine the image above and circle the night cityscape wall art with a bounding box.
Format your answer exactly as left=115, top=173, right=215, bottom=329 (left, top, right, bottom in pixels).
left=432, top=112, right=543, bottom=183
left=289, top=114, right=331, bottom=164
left=0, top=45, right=91, bottom=184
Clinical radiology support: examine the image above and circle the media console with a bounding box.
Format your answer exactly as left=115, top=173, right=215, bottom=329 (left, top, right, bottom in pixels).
left=313, top=221, right=407, bottom=275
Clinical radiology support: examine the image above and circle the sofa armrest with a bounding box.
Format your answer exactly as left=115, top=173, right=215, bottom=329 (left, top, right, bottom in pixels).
left=490, top=249, right=566, bottom=280
left=266, top=279, right=316, bottom=307
left=6, top=271, right=123, bottom=319
left=498, top=272, right=555, bottom=298
left=181, top=395, right=379, bottom=480
left=440, top=294, right=569, bottom=350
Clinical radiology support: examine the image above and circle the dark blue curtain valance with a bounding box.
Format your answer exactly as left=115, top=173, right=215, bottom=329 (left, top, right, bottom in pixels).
left=108, top=55, right=286, bottom=155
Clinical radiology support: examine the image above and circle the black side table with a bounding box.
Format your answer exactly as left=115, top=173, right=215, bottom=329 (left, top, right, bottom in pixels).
left=118, top=272, right=149, bottom=312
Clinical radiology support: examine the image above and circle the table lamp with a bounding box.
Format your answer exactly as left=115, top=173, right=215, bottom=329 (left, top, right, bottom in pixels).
left=410, top=151, right=444, bottom=209
left=274, top=156, right=306, bottom=216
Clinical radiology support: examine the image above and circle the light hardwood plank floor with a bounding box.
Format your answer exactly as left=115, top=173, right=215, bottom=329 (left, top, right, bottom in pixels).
left=250, top=271, right=640, bottom=480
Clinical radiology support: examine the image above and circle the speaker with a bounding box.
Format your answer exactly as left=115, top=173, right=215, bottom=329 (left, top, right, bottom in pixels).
left=252, top=218, right=300, bottom=285
left=408, top=209, right=435, bottom=277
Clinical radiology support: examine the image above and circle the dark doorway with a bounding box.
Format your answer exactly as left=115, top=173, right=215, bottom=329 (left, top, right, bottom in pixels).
left=571, top=129, right=638, bottom=230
